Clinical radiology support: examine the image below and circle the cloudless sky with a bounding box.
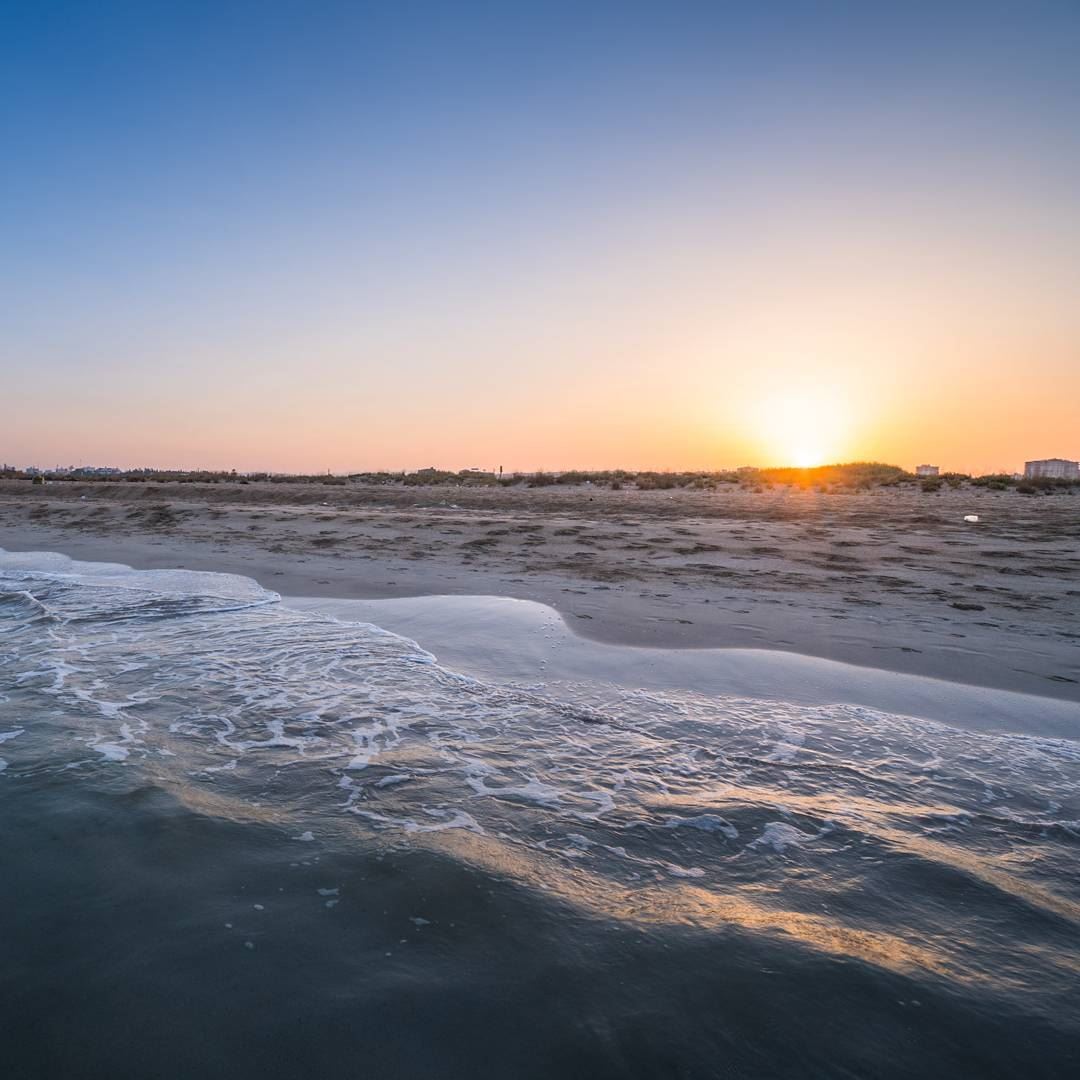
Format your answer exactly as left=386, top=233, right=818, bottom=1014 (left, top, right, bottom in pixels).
left=3, top=1, right=1079, bottom=472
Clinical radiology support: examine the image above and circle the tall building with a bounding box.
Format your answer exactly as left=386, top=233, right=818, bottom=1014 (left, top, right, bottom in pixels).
left=1024, top=458, right=1079, bottom=480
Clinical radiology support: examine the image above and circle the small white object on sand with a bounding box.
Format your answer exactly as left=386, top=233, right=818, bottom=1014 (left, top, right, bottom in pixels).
left=963, top=515, right=979, bottom=523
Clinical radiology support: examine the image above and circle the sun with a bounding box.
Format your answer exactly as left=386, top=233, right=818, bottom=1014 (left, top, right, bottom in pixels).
left=752, top=389, right=850, bottom=468
left=791, top=444, right=827, bottom=469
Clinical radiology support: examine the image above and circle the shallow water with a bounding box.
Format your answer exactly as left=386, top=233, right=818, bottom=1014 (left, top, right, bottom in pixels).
left=1, top=550, right=1078, bottom=1078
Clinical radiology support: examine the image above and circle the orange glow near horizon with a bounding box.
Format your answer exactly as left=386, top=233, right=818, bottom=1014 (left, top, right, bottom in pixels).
left=747, top=388, right=855, bottom=470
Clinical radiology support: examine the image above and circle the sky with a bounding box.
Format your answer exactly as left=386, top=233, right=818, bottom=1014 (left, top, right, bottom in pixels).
left=2, top=0, right=1079, bottom=474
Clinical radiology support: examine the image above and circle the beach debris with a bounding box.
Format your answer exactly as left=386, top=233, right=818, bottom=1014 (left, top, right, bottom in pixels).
left=963, top=514, right=980, bottom=523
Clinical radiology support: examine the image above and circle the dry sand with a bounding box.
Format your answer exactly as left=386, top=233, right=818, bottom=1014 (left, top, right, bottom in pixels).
left=1, top=479, right=1077, bottom=701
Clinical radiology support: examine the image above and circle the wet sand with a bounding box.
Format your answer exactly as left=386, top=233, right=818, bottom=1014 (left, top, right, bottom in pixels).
left=1, top=479, right=1078, bottom=700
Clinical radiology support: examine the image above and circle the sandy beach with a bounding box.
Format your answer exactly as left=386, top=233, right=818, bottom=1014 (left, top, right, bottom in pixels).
left=2, top=479, right=1077, bottom=701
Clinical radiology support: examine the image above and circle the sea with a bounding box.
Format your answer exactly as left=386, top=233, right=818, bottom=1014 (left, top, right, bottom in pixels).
left=1, top=548, right=1078, bottom=1078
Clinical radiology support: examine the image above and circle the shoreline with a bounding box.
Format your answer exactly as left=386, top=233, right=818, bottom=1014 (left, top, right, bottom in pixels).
left=1, top=480, right=1078, bottom=704
left=2, top=539, right=1077, bottom=739
left=2, top=527, right=1080, bottom=725
left=281, top=592, right=1080, bottom=739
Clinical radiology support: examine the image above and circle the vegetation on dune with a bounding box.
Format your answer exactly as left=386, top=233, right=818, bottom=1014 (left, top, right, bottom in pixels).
left=4, top=462, right=1078, bottom=493
left=749, top=462, right=910, bottom=489
left=1013, top=477, right=1078, bottom=495
left=970, top=474, right=1015, bottom=491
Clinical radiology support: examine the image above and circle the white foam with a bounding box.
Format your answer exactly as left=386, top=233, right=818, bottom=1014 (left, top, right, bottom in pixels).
left=764, top=729, right=806, bottom=763
left=664, top=814, right=739, bottom=839
left=663, top=863, right=706, bottom=878
left=375, top=774, right=412, bottom=788
left=750, top=822, right=818, bottom=853
left=0, top=547, right=278, bottom=608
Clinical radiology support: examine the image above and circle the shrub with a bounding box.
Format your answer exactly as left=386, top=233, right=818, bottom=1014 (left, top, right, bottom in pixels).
left=636, top=473, right=679, bottom=490
left=971, top=474, right=1015, bottom=489
left=748, top=462, right=909, bottom=488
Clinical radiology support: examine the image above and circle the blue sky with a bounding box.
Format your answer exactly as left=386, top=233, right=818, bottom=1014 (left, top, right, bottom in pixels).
left=3, top=1, right=1079, bottom=471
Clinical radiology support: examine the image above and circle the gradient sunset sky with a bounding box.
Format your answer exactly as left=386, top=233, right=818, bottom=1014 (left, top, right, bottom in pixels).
left=4, top=1, right=1079, bottom=474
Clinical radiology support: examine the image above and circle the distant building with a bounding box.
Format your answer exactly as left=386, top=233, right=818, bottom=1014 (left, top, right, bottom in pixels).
left=915, top=464, right=939, bottom=477
left=70, top=466, right=121, bottom=477
left=1024, top=458, right=1079, bottom=480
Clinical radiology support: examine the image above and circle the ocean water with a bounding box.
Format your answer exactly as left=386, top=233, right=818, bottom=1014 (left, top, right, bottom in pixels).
left=1, top=550, right=1078, bottom=1078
